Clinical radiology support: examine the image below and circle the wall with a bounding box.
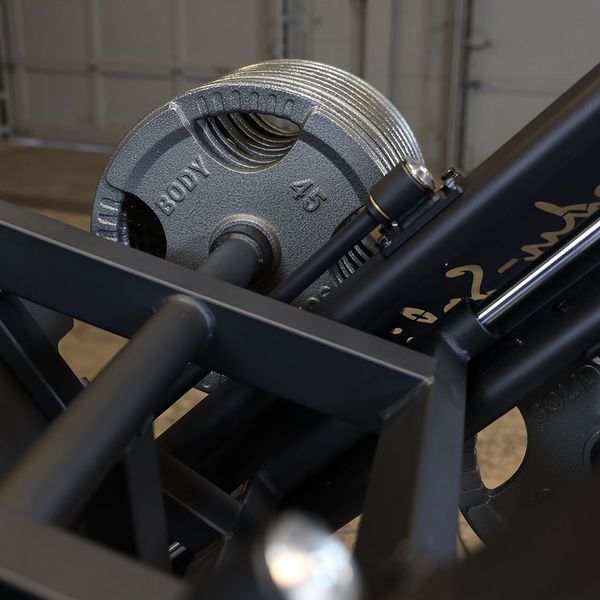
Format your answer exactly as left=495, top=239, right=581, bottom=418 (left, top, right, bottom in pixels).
left=1, top=0, right=599, bottom=175
left=2, top=0, right=278, bottom=144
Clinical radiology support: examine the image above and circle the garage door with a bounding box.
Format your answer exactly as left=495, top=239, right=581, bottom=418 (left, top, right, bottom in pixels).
left=2, top=0, right=278, bottom=144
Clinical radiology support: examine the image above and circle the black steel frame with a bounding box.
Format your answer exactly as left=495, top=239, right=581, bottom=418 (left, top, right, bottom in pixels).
left=0, top=63, right=598, bottom=599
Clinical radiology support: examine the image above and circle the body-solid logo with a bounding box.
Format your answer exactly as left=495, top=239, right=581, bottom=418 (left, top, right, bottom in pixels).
left=155, top=155, right=210, bottom=216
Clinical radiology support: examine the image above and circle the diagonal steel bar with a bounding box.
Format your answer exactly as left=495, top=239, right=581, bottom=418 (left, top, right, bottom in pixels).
left=0, top=199, right=434, bottom=429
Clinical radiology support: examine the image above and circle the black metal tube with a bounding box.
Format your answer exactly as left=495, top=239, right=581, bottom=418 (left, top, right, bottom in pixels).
left=216, top=62, right=600, bottom=523
left=165, top=64, right=600, bottom=522
left=248, top=417, right=365, bottom=495
left=368, top=159, right=433, bottom=223
left=202, top=61, right=600, bottom=508
left=188, top=403, right=364, bottom=494
left=466, top=292, right=600, bottom=436
left=156, top=231, right=267, bottom=418
left=269, top=207, right=377, bottom=302
left=159, top=450, right=242, bottom=539
left=159, top=208, right=378, bottom=456
left=159, top=204, right=410, bottom=462
left=199, top=236, right=263, bottom=287
left=284, top=283, right=600, bottom=526
left=270, top=162, right=433, bottom=303
left=155, top=363, right=211, bottom=417
left=159, top=381, right=275, bottom=462
left=318, top=63, right=600, bottom=327
left=0, top=295, right=213, bottom=525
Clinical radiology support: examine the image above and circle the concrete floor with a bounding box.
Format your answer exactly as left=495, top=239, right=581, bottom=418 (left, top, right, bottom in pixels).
left=0, top=143, right=108, bottom=212
left=0, top=142, right=527, bottom=554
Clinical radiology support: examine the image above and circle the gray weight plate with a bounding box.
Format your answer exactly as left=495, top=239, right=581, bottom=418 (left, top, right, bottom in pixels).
left=461, top=350, right=600, bottom=544
left=91, top=60, right=422, bottom=305
left=222, top=62, right=412, bottom=170
left=234, top=60, right=420, bottom=161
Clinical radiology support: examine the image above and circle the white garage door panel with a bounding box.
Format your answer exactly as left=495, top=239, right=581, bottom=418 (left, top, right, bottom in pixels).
left=469, top=0, right=600, bottom=93
left=15, top=0, right=87, bottom=63
left=25, top=71, right=91, bottom=131
left=388, top=74, right=448, bottom=163
left=97, top=0, right=173, bottom=67
left=462, top=88, right=555, bottom=169
left=102, top=74, right=173, bottom=130
left=183, top=0, right=271, bottom=72
left=309, top=0, right=362, bottom=73
left=384, top=0, right=455, bottom=174
left=463, top=0, right=600, bottom=169
left=280, top=0, right=363, bottom=74
left=4, top=0, right=599, bottom=168
left=4, top=0, right=277, bottom=144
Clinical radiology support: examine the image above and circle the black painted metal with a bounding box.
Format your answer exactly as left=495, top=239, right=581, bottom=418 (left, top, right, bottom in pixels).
left=0, top=356, right=48, bottom=479
left=85, top=424, right=171, bottom=570
left=159, top=449, right=242, bottom=552
left=0, top=295, right=213, bottom=524
left=355, top=336, right=468, bottom=595
left=0, top=199, right=433, bottom=429
left=467, top=275, right=600, bottom=436
left=0, top=59, right=598, bottom=600
left=186, top=60, right=600, bottom=529
left=156, top=363, right=212, bottom=417
left=319, top=62, right=600, bottom=332
left=158, top=381, right=273, bottom=464
left=269, top=205, right=376, bottom=302
left=410, top=473, right=600, bottom=600
left=202, top=227, right=270, bottom=288
left=0, top=507, right=189, bottom=600
left=0, top=293, right=82, bottom=418
left=368, top=159, right=432, bottom=223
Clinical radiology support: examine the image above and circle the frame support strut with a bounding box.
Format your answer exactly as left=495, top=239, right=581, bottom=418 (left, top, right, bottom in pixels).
left=0, top=294, right=213, bottom=525
left=355, top=336, right=468, bottom=595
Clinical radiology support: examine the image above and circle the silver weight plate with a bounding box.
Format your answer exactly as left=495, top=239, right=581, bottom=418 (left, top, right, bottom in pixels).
left=91, top=59, right=423, bottom=305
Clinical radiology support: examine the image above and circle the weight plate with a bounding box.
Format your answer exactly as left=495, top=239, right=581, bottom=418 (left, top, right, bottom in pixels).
left=461, top=349, right=600, bottom=543
left=91, top=59, right=423, bottom=304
